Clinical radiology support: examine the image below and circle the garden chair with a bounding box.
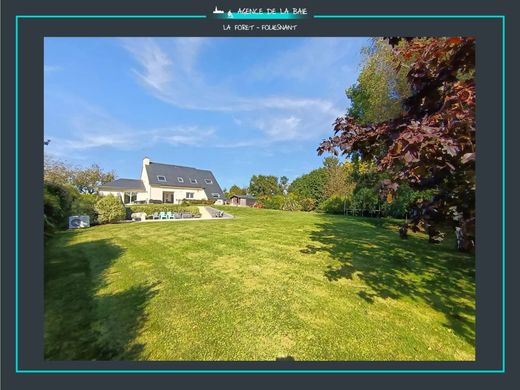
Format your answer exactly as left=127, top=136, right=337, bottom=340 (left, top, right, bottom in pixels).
left=160, top=211, right=168, bottom=220
left=166, top=211, right=174, bottom=219
left=152, top=212, right=160, bottom=220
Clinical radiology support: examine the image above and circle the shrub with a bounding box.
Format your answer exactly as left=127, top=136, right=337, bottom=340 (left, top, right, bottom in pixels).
left=318, top=196, right=347, bottom=214
left=181, top=199, right=216, bottom=206
left=351, top=188, right=379, bottom=213
left=125, top=204, right=199, bottom=217
left=382, top=185, right=437, bottom=218
left=281, top=194, right=302, bottom=211
left=71, top=193, right=100, bottom=225
left=299, top=198, right=317, bottom=212
left=95, top=195, right=126, bottom=224
left=259, top=195, right=285, bottom=210
left=44, top=182, right=79, bottom=235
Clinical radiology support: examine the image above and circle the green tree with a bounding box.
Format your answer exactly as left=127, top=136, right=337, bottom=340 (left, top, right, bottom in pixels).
left=319, top=37, right=476, bottom=249
left=323, top=157, right=355, bottom=200
left=226, top=184, right=247, bottom=198
left=44, top=182, right=79, bottom=235
left=44, top=157, right=74, bottom=185
left=288, top=168, right=328, bottom=203
left=44, top=157, right=116, bottom=194
left=249, top=175, right=281, bottom=197
left=346, top=38, right=411, bottom=125
left=74, top=164, right=115, bottom=194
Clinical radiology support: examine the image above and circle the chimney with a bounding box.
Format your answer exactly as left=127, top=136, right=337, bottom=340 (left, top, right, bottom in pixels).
left=143, top=157, right=150, bottom=166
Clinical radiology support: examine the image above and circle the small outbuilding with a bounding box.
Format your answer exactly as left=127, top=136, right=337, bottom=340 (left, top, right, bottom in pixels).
left=229, top=195, right=257, bottom=207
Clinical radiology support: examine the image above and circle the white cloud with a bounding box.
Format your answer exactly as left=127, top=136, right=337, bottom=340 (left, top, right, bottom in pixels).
left=119, top=38, right=349, bottom=147
left=120, top=38, right=343, bottom=115
left=45, top=93, right=216, bottom=154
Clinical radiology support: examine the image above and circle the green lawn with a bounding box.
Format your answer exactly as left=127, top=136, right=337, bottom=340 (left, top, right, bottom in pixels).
left=44, top=206, right=475, bottom=361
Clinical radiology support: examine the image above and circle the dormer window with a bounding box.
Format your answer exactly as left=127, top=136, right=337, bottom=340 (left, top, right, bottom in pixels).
left=211, top=193, right=220, bottom=198
left=177, top=177, right=184, bottom=183
left=204, top=179, right=213, bottom=184
left=157, top=175, right=166, bottom=182
left=189, top=178, right=198, bottom=184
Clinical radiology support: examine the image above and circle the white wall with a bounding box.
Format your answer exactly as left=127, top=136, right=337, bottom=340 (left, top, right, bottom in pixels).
left=149, top=186, right=208, bottom=204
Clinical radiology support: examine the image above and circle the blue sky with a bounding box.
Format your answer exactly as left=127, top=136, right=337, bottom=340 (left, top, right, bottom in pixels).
left=44, top=37, right=369, bottom=189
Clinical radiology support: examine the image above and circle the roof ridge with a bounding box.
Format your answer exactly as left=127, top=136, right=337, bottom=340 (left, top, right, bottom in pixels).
left=148, top=162, right=211, bottom=172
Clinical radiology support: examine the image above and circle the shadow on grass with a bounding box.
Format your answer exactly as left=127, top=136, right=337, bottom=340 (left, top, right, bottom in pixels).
left=302, top=215, right=475, bottom=345
left=44, top=237, right=158, bottom=360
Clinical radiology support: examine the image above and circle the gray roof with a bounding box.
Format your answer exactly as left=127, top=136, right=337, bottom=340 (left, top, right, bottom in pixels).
left=99, top=178, right=146, bottom=191
left=145, top=162, right=224, bottom=198
left=230, top=194, right=256, bottom=200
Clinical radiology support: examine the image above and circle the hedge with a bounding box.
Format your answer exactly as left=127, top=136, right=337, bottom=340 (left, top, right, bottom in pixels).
left=125, top=204, right=200, bottom=217
left=181, top=199, right=216, bottom=206
left=44, top=182, right=79, bottom=235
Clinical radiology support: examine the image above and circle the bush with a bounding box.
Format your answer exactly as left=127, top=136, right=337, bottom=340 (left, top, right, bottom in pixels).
left=71, top=193, right=100, bottom=225
left=299, top=198, right=317, bottom=212
left=44, top=182, right=79, bottom=235
left=95, top=195, right=126, bottom=224
left=351, top=188, right=379, bottom=213
left=125, top=204, right=199, bottom=217
left=318, top=196, right=347, bottom=214
left=281, top=194, right=302, bottom=211
left=382, top=185, right=437, bottom=218
left=259, top=195, right=285, bottom=210
left=181, top=199, right=216, bottom=206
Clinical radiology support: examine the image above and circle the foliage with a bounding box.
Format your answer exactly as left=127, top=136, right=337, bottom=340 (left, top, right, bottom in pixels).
left=44, top=158, right=74, bottom=186
left=71, top=193, right=101, bottom=225
left=319, top=37, right=476, bottom=250
left=44, top=157, right=116, bottom=194
left=95, top=196, right=126, bottom=224
left=249, top=175, right=282, bottom=197
left=351, top=188, right=379, bottom=212
left=181, top=199, right=216, bottom=206
left=299, top=197, right=317, bottom=212
left=281, top=193, right=302, bottom=211
left=382, top=184, right=437, bottom=218
left=318, top=196, right=347, bottom=214
left=44, top=182, right=79, bottom=235
left=258, top=194, right=285, bottom=210
left=323, top=157, right=356, bottom=199
left=125, top=204, right=199, bottom=216
left=288, top=167, right=328, bottom=203
left=346, top=38, right=411, bottom=125
left=225, top=184, right=247, bottom=199
left=73, top=164, right=116, bottom=194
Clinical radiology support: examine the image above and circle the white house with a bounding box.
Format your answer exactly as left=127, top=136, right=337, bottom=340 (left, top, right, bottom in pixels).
left=98, top=157, right=224, bottom=205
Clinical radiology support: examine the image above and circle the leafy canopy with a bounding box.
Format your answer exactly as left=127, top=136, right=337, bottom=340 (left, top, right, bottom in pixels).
left=319, top=37, right=475, bottom=248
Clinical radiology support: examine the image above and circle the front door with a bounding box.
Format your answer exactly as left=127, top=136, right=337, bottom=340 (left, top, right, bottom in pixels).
left=163, top=192, right=175, bottom=203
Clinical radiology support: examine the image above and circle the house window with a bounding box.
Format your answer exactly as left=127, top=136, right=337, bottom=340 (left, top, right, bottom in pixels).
left=123, top=192, right=137, bottom=204
left=186, top=192, right=195, bottom=199
left=189, top=178, right=198, bottom=184
left=211, top=193, right=220, bottom=198
left=157, top=175, right=166, bottom=182
left=177, top=177, right=184, bottom=183
left=205, top=179, right=213, bottom=184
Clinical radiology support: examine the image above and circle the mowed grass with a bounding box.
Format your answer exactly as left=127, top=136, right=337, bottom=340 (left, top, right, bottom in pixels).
left=44, top=206, right=475, bottom=361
